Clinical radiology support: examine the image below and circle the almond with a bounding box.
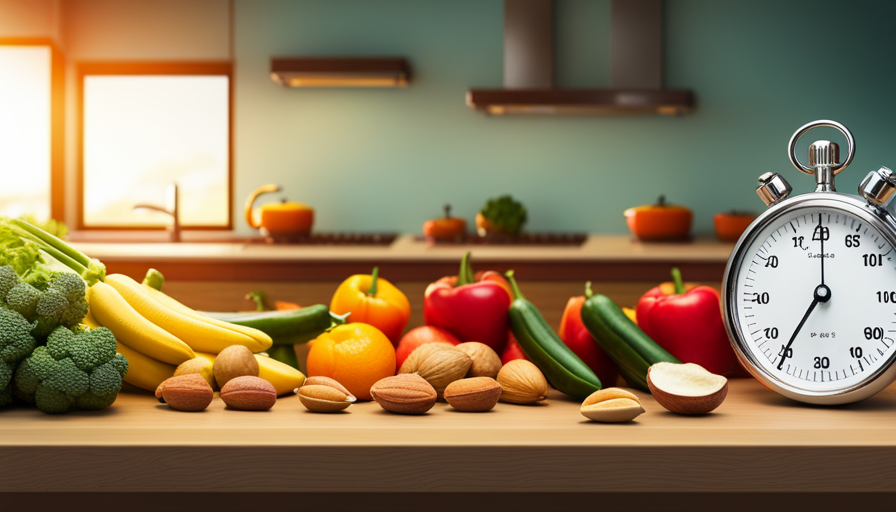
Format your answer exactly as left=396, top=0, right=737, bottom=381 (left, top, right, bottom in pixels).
left=497, top=359, right=548, bottom=404
left=455, top=342, right=502, bottom=379
left=220, top=375, right=277, bottom=411
left=444, top=377, right=503, bottom=412
left=580, top=388, right=644, bottom=422
left=370, top=374, right=438, bottom=414
left=298, top=384, right=353, bottom=413
left=155, top=374, right=214, bottom=412
left=214, top=345, right=259, bottom=388
left=647, top=362, right=728, bottom=415
left=398, top=344, right=472, bottom=398
left=302, top=376, right=356, bottom=401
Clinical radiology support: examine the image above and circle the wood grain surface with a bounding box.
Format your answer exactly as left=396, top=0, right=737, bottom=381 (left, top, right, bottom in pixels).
left=4, top=380, right=896, bottom=493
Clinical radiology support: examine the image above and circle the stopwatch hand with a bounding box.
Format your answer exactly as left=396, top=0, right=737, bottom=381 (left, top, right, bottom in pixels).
left=777, top=296, right=820, bottom=371
left=818, top=215, right=826, bottom=285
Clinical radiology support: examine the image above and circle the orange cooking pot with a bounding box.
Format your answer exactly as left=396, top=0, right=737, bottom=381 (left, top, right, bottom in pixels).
left=245, top=184, right=314, bottom=241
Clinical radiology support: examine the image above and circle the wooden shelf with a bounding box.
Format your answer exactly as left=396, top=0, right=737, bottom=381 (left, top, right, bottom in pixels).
left=4, top=379, right=896, bottom=495
left=71, top=235, right=735, bottom=281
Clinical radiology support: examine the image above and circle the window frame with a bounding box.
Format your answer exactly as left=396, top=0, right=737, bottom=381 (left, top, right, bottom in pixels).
left=76, top=61, right=234, bottom=231
left=0, top=37, right=65, bottom=222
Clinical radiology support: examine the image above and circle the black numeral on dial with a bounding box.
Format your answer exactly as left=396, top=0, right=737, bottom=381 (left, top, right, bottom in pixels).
left=845, top=234, right=860, bottom=248
left=876, top=291, right=896, bottom=303
left=752, top=292, right=770, bottom=304
left=864, top=254, right=883, bottom=267
left=864, top=327, right=884, bottom=340
left=814, top=356, right=830, bottom=369
left=850, top=347, right=863, bottom=358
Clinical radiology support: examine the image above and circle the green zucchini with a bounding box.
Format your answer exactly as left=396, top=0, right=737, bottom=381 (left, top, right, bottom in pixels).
left=506, top=271, right=601, bottom=399
left=581, top=294, right=679, bottom=391
left=202, top=304, right=333, bottom=346
left=266, top=345, right=300, bottom=370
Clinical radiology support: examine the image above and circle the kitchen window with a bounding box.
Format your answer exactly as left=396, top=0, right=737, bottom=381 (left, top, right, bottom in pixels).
left=0, top=39, right=64, bottom=222
left=78, top=63, right=232, bottom=229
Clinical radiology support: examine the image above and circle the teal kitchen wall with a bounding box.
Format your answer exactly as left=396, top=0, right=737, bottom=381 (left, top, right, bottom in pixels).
left=234, top=0, right=896, bottom=235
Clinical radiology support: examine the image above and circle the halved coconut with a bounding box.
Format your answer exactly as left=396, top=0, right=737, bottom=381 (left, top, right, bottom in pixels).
left=647, top=362, right=728, bottom=415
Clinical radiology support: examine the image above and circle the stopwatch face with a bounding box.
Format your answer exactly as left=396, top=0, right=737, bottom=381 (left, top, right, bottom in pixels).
left=729, top=204, right=896, bottom=401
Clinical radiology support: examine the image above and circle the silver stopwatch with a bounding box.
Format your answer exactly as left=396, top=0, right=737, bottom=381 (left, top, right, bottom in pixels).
left=722, top=120, right=896, bottom=405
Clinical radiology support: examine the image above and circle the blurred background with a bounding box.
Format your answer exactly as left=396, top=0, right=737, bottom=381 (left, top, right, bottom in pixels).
left=1, top=0, right=895, bottom=237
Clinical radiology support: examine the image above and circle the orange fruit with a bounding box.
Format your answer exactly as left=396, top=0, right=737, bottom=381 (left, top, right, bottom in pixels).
left=306, top=323, right=396, bottom=401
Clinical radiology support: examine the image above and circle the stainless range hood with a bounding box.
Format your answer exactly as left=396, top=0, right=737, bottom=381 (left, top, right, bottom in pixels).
left=466, top=0, right=694, bottom=115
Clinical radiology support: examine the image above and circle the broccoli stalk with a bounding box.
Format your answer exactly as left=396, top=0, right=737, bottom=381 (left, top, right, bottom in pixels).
left=0, top=309, right=38, bottom=406
left=14, top=326, right=128, bottom=414
left=1, top=218, right=105, bottom=286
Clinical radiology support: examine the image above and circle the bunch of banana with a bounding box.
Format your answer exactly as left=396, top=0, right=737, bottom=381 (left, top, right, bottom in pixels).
left=86, top=274, right=301, bottom=393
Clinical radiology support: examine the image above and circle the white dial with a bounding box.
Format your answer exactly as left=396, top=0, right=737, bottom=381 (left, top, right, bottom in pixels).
left=733, top=207, right=896, bottom=393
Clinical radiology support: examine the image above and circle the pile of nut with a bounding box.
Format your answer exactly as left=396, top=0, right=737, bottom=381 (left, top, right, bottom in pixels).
left=156, top=345, right=278, bottom=412
left=297, top=342, right=550, bottom=414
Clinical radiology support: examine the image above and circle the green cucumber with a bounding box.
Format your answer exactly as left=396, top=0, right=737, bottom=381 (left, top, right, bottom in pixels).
left=581, top=294, right=679, bottom=391
left=203, top=304, right=333, bottom=346
left=506, top=271, right=601, bottom=399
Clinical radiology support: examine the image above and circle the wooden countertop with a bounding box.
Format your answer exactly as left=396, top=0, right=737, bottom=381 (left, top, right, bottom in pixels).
left=72, top=235, right=736, bottom=281
left=4, top=379, right=896, bottom=494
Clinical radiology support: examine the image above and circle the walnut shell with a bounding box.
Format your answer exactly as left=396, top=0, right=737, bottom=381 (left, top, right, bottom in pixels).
left=398, top=344, right=472, bottom=398
left=455, top=342, right=502, bottom=379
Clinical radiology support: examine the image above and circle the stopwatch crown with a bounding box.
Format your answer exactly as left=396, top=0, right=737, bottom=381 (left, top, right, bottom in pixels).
left=808, top=140, right=839, bottom=168
left=756, top=172, right=792, bottom=206
left=858, top=166, right=896, bottom=208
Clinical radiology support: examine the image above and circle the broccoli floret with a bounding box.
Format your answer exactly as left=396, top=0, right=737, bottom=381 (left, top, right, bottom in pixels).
left=479, top=195, right=528, bottom=235
left=32, top=273, right=88, bottom=337
left=2, top=270, right=88, bottom=339
left=0, top=265, right=18, bottom=301
left=0, top=308, right=37, bottom=406
left=14, top=326, right=127, bottom=414
left=5, top=282, right=41, bottom=320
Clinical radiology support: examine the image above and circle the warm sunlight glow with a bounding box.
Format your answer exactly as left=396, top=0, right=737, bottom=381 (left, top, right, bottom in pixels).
left=0, top=46, right=51, bottom=221
left=83, top=75, right=229, bottom=227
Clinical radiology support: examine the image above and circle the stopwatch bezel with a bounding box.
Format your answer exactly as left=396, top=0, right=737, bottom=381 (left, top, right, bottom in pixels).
left=722, top=192, right=896, bottom=405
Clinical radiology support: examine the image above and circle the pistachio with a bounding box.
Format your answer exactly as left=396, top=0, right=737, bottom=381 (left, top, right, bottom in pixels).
left=580, top=387, right=644, bottom=422
left=298, top=384, right=353, bottom=413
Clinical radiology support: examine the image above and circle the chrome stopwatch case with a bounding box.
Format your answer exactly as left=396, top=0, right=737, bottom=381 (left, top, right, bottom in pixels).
left=722, top=120, right=896, bottom=405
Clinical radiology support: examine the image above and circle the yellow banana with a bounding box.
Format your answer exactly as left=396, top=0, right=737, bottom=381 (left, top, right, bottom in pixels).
left=118, top=342, right=176, bottom=391
left=195, top=352, right=217, bottom=366
left=141, top=283, right=273, bottom=350
left=82, top=310, right=101, bottom=330
left=256, top=354, right=305, bottom=396
left=83, top=305, right=177, bottom=391
left=106, top=274, right=268, bottom=354
left=89, top=282, right=195, bottom=365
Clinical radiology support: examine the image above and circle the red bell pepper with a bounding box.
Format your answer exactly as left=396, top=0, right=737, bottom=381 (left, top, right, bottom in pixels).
left=558, top=282, right=619, bottom=387
left=501, top=330, right=528, bottom=365
left=636, top=268, right=738, bottom=376
left=423, top=252, right=512, bottom=352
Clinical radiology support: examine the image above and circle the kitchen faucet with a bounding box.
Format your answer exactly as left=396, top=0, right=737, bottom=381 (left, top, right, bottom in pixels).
left=132, top=183, right=181, bottom=242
